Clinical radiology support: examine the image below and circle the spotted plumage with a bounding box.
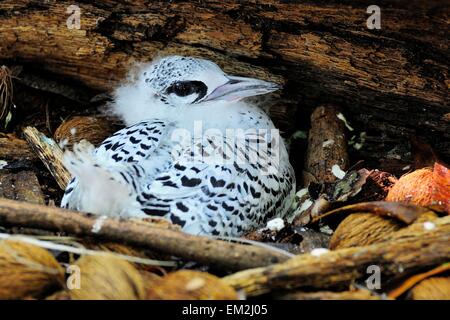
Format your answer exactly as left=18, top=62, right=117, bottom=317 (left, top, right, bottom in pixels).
left=61, top=56, right=296, bottom=236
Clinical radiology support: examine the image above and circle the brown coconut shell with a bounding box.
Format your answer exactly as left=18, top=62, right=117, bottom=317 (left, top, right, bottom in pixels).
left=0, top=240, right=64, bottom=299
left=329, top=213, right=403, bottom=250
left=146, top=270, right=238, bottom=300
left=411, top=277, right=450, bottom=300
left=54, top=116, right=116, bottom=149
left=69, top=255, right=145, bottom=300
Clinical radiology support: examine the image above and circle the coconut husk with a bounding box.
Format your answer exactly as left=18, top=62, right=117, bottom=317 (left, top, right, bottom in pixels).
left=329, top=213, right=403, bottom=249
left=386, top=163, right=450, bottom=214
left=0, top=240, right=64, bottom=299
left=68, top=255, right=145, bottom=300
left=146, top=270, right=238, bottom=300
left=45, top=290, right=71, bottom=300
left=54, top=116, right=116, bottom=149
left=329, top=208, right=439, bottom=250
left=410, top=277, right=450, bottom=300
left=81, top=240, right=172, bottom=273
left=386, top=168, right=434, bottom=205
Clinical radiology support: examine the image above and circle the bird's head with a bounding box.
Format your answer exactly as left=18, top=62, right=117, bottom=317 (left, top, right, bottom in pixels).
left=113, top=56, right=281, bottom=126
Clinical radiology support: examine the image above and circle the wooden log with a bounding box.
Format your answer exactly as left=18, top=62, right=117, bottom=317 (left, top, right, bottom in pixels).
left=0, top=170, right=44, bottom=204
left=22, top=126, right=71, bottom=190
left=303, top=105, right=349, bottom=185
left=222, top=215, right=450, bottom=296
left=0, top=133, right=37, bottom=161
left=0, top=0, right=448, bottom=162
left=0, top=198, right=290, bottom=271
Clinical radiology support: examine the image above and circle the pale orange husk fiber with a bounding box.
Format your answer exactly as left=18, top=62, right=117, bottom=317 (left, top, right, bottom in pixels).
left=386, top=168, right=434, bottom=206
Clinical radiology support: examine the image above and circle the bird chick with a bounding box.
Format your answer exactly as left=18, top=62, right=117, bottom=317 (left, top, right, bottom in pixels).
left=62, top=56, right=295, bottom=236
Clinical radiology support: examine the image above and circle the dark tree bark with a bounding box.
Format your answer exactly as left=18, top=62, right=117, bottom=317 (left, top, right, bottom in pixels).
left=0, top=0, right=448, bottom=173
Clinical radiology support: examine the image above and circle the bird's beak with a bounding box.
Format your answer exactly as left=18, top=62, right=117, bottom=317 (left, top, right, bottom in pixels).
left=201, top=76, right=281, bottom=103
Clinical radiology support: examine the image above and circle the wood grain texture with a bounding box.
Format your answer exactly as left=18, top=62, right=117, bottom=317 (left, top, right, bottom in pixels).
left=0, top=0, right=448, bottom=164
left=0, top=170, right=45, bottom=204
left=0, top=134, right=37, bottom=161
left=304, top=105, right=349, bottom=184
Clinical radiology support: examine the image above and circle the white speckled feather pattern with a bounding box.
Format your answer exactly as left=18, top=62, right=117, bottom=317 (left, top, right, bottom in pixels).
left=61, top=56, right=295, bottom=236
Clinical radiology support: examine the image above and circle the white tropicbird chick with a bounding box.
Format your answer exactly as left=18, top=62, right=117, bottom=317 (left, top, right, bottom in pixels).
left=61, top=55, right=296, bottom=236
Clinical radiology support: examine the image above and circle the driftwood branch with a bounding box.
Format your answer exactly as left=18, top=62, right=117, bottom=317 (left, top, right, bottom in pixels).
left=0, top=198, right=289, bottom=271
left=223, top=216, right=450, bottom=296
left=303, top=105, right=349, bottom=185
left=22, top=126, right=71, bottom=190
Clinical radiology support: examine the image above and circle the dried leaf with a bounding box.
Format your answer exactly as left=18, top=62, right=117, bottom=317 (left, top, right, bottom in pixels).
left=330, top=168, right=371, bottom=202
left=311, top=201, right=429, bottom=225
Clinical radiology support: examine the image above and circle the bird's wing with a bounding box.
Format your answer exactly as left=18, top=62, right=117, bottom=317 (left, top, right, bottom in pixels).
left=94, top=120, right=169, bottom=165
left=61, top=120, right=171, bottom=211
left=137, top=131, right=295, bottom=236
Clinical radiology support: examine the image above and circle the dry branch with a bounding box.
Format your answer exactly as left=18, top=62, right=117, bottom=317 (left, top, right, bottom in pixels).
left=0, top=198, right=289, bottom=271
left=222, top=216, right=450, bottom=296
left=22, top=126, right=71, bottom=190
left=303, top=105, right=349, bottom=185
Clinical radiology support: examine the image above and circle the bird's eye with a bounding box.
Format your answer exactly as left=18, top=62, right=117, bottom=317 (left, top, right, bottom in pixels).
left=166, top=81, right=207, bottom=102
left=167, top=81, right=194, bottom=96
